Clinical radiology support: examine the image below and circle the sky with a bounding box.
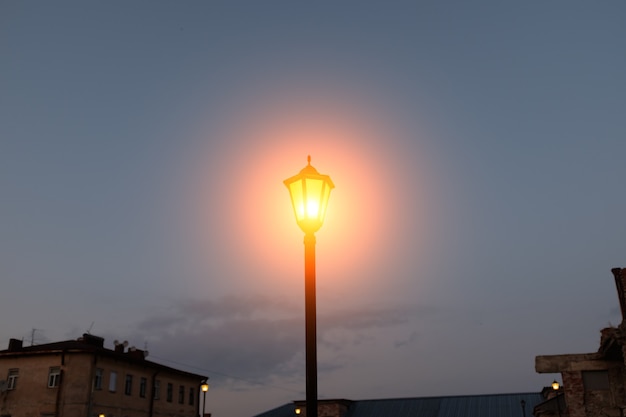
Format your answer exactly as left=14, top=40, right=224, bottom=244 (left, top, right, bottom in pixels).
left=1, top=1, right=626, bottom=416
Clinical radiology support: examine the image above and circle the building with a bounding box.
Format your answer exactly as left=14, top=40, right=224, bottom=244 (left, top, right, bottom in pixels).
left=532, top=385, right=566, bottom=417
left=254, top=393, right=545, bottom=417
left=535, top=268, right=626, bottom=417
left=0, top=334, right=207, bottom=417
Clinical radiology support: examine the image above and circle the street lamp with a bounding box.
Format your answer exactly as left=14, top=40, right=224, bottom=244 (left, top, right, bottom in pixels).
left=552, top=380, right=562, bottom=417
left=284, top=156, right=335, bottom=417
left=201, top=382, right=209, bottom=417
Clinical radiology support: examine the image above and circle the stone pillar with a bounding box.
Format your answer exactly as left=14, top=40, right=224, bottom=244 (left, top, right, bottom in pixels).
left=563, top=370, right=585, bottom=417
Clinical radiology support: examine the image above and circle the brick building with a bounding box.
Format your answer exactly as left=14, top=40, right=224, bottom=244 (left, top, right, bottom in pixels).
left=0, top=334, right=207, bottom=417
left=535, top=268, right=626, bottom=417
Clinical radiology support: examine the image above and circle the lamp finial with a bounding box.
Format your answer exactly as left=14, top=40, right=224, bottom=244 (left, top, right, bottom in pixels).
left=307, top=155, right=311, bottom=165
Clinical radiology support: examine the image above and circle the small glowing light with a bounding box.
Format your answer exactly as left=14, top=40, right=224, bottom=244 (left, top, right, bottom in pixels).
left=552, top=380, right=560, bottom=390
left=295, top=408, right=301, bottom=415
left=201, top=383, right=209, bottom=392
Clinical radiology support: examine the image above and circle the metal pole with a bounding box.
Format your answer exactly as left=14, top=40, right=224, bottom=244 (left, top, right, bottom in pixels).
left=304, top=233, right=318, bottom=417
left=202, top=389, right=206, bottom=417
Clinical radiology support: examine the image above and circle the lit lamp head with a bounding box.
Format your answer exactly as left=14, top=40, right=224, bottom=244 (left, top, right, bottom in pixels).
left=201, top=383, right=209, bottom=392
left=284, top=156, right=335, bottom=235
left=552, top=380, right=560, bottom=391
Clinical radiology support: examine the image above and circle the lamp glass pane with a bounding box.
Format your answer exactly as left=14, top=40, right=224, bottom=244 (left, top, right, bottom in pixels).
left=319, top=184, right=331, bottom=221
left=304, top=177, right=324, bottom=220
left=288, top=180, right=305, bottom=222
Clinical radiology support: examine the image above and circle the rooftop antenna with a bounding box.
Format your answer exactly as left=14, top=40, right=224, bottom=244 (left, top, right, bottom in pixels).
left=86, top=322, right=95, bottom=334
left=30, top=328, right=41, bottom=346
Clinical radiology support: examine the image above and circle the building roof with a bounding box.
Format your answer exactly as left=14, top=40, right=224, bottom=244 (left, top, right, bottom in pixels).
left=0, top=334, right=207, bottom=381
left=254, top=393, right=544, bottom=417
left=533, top=392, right=565, bottom=416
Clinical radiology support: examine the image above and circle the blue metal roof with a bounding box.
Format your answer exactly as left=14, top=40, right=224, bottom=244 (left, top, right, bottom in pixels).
left=344, top=397, right=441, bottom=417
left=253, top=403, right=295, bottom=417
left=437, top=393, right=542, bottom=417
left=254, top=393, right=544, bottom=417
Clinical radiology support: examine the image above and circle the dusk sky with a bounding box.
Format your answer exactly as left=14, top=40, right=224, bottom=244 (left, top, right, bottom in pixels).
left=2, top=2, right=626, bottom=416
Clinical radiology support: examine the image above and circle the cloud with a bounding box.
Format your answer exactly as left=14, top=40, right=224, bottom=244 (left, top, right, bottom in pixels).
left=394, top=330, right=419, bottom=348
left=137, top=294, right=300, bottom=331
left=126, top=294, right=435, bottom=388
left=319, top=305, right=417, bottom=330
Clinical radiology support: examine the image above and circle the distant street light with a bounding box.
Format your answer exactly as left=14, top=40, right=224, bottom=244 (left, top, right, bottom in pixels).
left=284, top=156, right=335, bottom=417
left=552, top=380, right=562, bottom=417
left=201, top=382, right=209, bottom=417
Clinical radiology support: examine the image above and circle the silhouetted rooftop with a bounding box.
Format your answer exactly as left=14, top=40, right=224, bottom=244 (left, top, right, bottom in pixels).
left=0, top=334, right=207, bottom=381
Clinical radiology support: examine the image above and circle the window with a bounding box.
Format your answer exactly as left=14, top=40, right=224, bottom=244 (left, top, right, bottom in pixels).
left=94, top=368, right=103, bottom=390
left=7, top=369, right=18, bottom=390
left=166, top=383, right=173, bottom=402
left=583, top=370, right=610, bottom=390
left=140, top=377, right=147, bottom=398
left=124, top=374, right=133, bottom=395
left=109, top=371, right=117, bottom=392
left=154, top=380, right=161, bottom=400
left=48, top=367, right=61, bottom=388
left=188, top=387, right=195, bottom=405
left=178, top=385, right=185, bottom=404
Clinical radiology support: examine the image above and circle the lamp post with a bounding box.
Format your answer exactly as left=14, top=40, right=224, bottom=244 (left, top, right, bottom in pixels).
left=552, top=380, right=562, bottom=417
left=284, top=156, right=335, bottom=417
left=200, top=382, right=209, bottom=417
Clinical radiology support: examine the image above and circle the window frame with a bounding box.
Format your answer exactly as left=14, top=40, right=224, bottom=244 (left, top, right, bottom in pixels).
left=178, top=385, right=185, bottom=404
left=188, top=387, right=195, bottom=406
left=94, top=368, right=104, bottom=390
left=582, top=370, right=610, bottom=391
left=139, top=377, right=147, bottom=398
left=124, top=374, right=133, bottom=396
left=166, top=382, right=173, bottom=402
left=48, top=367, right=61, bottom=388
left=7, top=369, right=18, bottom=390
left=154, top=379, right=161, bottom=400
left=109, top=371, right=117, bottom=392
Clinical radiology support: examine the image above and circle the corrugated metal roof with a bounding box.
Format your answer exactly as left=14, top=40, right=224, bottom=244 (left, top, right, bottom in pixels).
left=254, top=393, right=544, bottom=417
left=344, top=397, right=441, bottom=417
left=253, top=403, right=295, bottom=417
left=438, top=393, right=542, bottom=417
